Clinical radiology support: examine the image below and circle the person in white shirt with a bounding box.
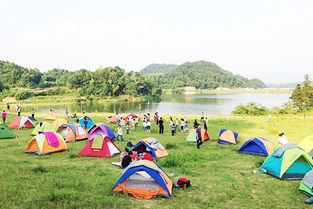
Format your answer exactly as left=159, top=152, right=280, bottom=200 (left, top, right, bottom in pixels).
left=116, top=125, right=124, bottom=142
left=278, top=133, right=288, bottom=145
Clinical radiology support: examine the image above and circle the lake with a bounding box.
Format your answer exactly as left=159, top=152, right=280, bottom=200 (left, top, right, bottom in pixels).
left=19, top=93, right=291, bottom=115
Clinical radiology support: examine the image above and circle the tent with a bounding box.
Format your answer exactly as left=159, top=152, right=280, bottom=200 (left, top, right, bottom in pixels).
left=125, top=114, right=140, bottom=122
left=44, top=113, right=58, bottom=120
left=299, top=170, right=313, bottom=197
left=260, top=144, right=313, bottom=180
left=78, top=134, right=121, bottom=157
left=88, top=124, right=115, bottom=140
left=218, top=129, right=238, bottom=144
left=132, top=138, right=168, bottom=159
left=238, top=137, right=275, bottom=156
left=25, top=132, right=68, bottom=155
left=53, top=118, right=68, bottom=130
left=186, top=128, right=209, bottom=142
left=0, top=125, right=17, bottom=139
left=8, top=116, right=34, bottom=129
left=299, top=135, right=313, bottom=157
left=108, top=116, right=117, bottom=124
left=28, top=116, right=38, bottom=125
left=32, top=122, right=54, bottom=135
left=57, top=123, right=88, bottom=142
left=78, top=116, right=94, bottom=129
left=112, top=160, right=173, bottom=199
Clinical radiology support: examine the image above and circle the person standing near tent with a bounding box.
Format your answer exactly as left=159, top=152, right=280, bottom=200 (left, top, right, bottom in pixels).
left=200, top=112, right=205, bottom=122
left=194, top=119, right=199, bottom=129
left=278, top=133, right=288, bottom=145
left=180, top=118, right=185, bottom=133
left=146, top=120, right=151, bottom=133
left=159, top=117, right=164, bottom=134
left=116, top=125, right=124, bottom=142
left=31, top=109, right=35, bottom=118
left=169, top=117, right=173, bottom=129
left=171, top=123, right=176, bottom=136
left=38, top=122, right=44, bottom=134
left=142, top=119, right=147, bottom=131
left=126, top=122, right=130, bottom=134
left=196, top=124, right=203, bottom=149
left=203, top=117, right=208, bottom=131
left=16, top=105, right=21, bottom=116
left=183, top=117, right=189, bottom=133
left=154, top=112, right=159, bottom=125
left=83, top=116, right=88, bottom=129
left=1, top=110, right=7, bottom=125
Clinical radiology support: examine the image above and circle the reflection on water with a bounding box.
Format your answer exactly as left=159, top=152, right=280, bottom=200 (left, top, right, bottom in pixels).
left=18, top=93, right=290, bottom=115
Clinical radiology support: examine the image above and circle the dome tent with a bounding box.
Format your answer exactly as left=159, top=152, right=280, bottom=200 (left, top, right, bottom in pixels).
left=8, top=116, right=34, bottom=129
left=0, top=125, right=17, bottom=139
left=238, top=137, right=275, bottom=156
left=57, top=123, right=88, bottom=142
left=218, top=129, right=238, bottom=144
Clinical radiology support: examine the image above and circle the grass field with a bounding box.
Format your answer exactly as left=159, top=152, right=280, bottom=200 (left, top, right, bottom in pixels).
left=0, top=112, right=312, bottom=209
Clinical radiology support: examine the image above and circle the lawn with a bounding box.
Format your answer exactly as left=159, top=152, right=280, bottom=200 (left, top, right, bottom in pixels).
left=0, top=112, right=312, bottom=209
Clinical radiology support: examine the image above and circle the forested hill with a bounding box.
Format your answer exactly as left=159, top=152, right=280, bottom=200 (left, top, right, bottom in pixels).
left=154, top=61, right=267, bottom=89
left=139, top=64, right=178, bottom=75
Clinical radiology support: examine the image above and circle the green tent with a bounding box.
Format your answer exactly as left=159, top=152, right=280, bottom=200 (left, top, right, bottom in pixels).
left=186, top=129, right=209, bottom=142
left=299, top=170, right=313, bottom=197
left=32, top=122, right=54, bottom=135
left=260, top=144, right=313, bottom=180
left=0, top=125, right=17, bottom=139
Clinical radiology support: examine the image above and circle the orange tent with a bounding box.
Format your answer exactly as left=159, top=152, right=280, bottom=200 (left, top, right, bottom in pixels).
left=25, top=132, right=68, bottom=155
left=56, top=123, right=88, bottom=142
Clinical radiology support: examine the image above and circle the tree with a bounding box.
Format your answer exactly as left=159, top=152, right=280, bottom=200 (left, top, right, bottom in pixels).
left=290, top=75, right=313, bottom=110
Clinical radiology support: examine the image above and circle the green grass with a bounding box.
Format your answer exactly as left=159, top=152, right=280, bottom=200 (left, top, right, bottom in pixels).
left=0, top=114, right=312, bottom=208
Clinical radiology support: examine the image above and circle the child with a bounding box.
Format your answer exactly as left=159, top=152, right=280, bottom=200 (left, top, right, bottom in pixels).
left=143, top=120, right=147, bottom=131
left=146, top=120, right=151, bottom=133
left=131, top=118, right=136, bottom=130
left=278, top=133, right=288, bottom=145
left=171, top=124, right=176, bottom=136
left=126, top=122, right=130, bottom=134
left=116, top=125, right=124, bottom=142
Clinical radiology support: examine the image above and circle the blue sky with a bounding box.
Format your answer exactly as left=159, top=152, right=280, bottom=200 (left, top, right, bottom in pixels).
left=0, top=0, right=312, bottom=84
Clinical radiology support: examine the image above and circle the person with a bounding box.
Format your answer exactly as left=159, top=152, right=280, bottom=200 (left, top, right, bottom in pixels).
left=7, top=103, right=10, bottom=112
left=143, top=151, right=153, bottom=161
left=65, top=109, right=69, bottom=118
left=175, top=118, right=179, bottom=131
left=16, top=106, right=21, bottom=116
left=135, top=117, right=139, bottom=129
left=76, top=118, right=80, bottom=123
left=83, top=116, right=88, bottom=129
left=116, top=113, right=120, bottom=124
left=200, top=112, right=205, bottom=122
left=183, top=118, right=189, bottom=133
left=116, top=125, right=124, bottom=142
left=171, top=124, right=176, bottom=136
left=146, top=113, right=150, bottom=121
left=31, top=109, right=35, bottom=118
left=142, top=120, right=147, bottom=131
left=169, top=117, right=173, bottom=129
left=126, top=122, right=130, bottom=134
left=131, top=118, right=136, bottom=130
left=196, top=124, right=203, bottom=149
left=146, top=120, right=151, bottom=133
left=203, top=117, right=208, bottom=131
left=121, top=151, right=133, bottom=168
left=268, top=113, right=272, bottom=122
left=38, top=122, right=44, bottom=134
left=194, top=119, right=199, bottom=129
left=119, top=117, right=125, bottom=126
left=131, top=150, right=138, bottom=160
left=154, top=112, right=159, bottom=125
left=1, top=110, right=7, bottom=125
left=159, top=117, right=164, bottom=134
left=120, top=148, right=129, bottom=162
left=278, top=133, right=288, bottom=145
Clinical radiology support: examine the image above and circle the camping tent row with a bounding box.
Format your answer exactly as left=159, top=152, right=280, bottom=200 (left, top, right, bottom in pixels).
left=25, top=132, right=68, bottom=155
left=132, top=138, right=168, bottom=159
left=260, top=144, right=313, bottom=180
left=112, top=160, right=173, bottom=199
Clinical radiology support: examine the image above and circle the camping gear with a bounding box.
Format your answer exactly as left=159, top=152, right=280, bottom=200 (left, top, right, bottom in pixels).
left=260, top=144, right=313, bottom=180
left=186, top=128, right=209, bottom=142
left=132, top=138, right=168, bottom=159
left=78, top=134, right=121, bottom=157
left=78, top=116, right=94, bottom=129
left=0, top=125, right=17, bottom=139
left=299, top=135, right=313, bottom=157
left=8, top=116, right=34, bottom=129
left=32, top=122, right=54, bottom=135
left=238, top=137, right=275, bottom=156
left=218, top=129, right=238, bottom=144
left=177, top=178, right=191, bottom=189
left=88, top=124, right=115, bottom=140
left=57, top=123, right=88, bottom=142
left=299, top=170, right=313, bottom=197
left=112, top=160, right=173, bottom=199
left=53, top=118, right=68, bottom=130
left=25, top=132, right=68, bottom=155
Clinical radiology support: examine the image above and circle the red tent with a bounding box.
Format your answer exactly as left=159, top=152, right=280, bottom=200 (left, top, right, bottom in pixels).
left=8, top=116, right=34, bottom=129
left=78, top=135, right=121, bottom=157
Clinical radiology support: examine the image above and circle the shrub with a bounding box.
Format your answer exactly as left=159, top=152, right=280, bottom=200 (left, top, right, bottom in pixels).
left=15, top=90, right=32, bottom=100
left=232, top=102, right=268, bottom=116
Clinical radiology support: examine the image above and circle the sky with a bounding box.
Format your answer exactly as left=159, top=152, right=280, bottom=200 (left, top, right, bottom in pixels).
left=0, top=0, right=312, bottom=84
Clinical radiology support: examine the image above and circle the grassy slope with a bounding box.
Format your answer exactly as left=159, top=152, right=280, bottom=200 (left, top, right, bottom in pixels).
left=0, top=113, right=312, bottom=209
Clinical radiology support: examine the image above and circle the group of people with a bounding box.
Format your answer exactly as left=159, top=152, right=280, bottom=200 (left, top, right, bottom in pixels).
left=119, top=148, right=153, bottom=168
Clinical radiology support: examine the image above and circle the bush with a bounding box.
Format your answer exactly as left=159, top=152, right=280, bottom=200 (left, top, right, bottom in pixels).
left=15, top=90, right=32, bottom=100
left=232, top=102, right=268, bottom=116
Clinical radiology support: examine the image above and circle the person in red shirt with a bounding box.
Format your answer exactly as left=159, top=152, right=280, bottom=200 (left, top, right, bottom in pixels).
left=1, top=110, right=7, bottom=125
left=143, top=152, right=153, bottom=161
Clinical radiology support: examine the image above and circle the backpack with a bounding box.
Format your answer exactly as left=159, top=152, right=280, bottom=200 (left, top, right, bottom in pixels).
left=177, top=178, right=191, bottom=189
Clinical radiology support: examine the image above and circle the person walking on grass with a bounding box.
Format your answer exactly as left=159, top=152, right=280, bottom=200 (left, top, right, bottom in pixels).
left=154, top=112, right=159, bottom=125
left=126, top=122, right=130, bottom=134
left=196, top=124, right=203, bottom=149
left=159, top=117, right=164, bottom=134
left=116, top=125, right=124, bottom=142
left=194, top=119, right=199, bottom=129
left=16, top=106, right=21, bottom=116
left=171, top=124, right=176, bottom=136
left=1, top=110, right=7, bottom=125
left=203, top=117, right=208, bottom=131
left=31, top=109, right=35, bottom=118
left=169, top=117, right=173, bottom=129
left=38, top=122, right=44, bottom=134
left=146, top=120, right=151, bottom=133
left=7, top=103, right=10, bottom=112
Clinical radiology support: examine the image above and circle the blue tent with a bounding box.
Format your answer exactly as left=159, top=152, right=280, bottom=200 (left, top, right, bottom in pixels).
left=238, top=137, right=274, bottom=156
left=132, top=141, right=157, bottom=159
left=79, top=116, right=94, bottom=129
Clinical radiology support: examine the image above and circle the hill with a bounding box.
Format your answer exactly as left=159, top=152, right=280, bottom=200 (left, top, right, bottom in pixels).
left=156, top=61, right=267, bottom=89
left=139, top=64, right=178, bottom=75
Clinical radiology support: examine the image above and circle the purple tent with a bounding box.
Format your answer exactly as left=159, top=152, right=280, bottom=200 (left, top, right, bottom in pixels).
left=88, top=124, right=115, bottom=140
